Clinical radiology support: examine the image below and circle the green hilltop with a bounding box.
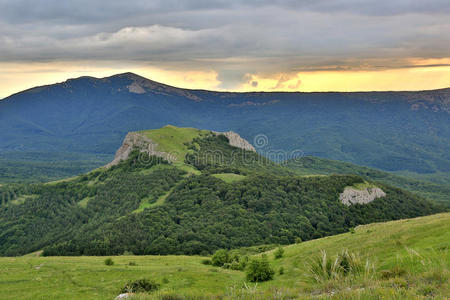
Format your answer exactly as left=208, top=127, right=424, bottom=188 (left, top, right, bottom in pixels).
left=139, top=125, right=210, bottom=164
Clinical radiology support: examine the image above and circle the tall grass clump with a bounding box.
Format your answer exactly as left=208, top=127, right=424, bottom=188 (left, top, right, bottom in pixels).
left=307, top=249, right=374, bottom=284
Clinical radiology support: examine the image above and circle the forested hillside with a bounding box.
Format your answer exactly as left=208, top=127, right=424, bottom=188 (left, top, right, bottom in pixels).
left=285, top=156, right=450, bottom=204
left=0, top=127, right=444, bottom=256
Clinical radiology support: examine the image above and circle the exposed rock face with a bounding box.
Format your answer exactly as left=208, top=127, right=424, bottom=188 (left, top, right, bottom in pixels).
left=213, top=131, right=256, bottom=152
left=105, top=132, right=174, bottom=168
left=340, top=187, right=386, bottom=206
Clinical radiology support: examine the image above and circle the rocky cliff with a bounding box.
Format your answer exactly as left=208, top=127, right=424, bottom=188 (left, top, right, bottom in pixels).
left=105, top=132, right=174, bottom=168
left=213, top=131, right=256, bottom=152
left=340, top=187, right=386, bottom=206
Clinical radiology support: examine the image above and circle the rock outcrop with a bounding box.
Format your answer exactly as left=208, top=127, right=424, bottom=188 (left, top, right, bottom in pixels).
left=340, top=187, right=386, bottom=206
left=105, top=132, right=174, bottom=168
left=213, top=131, right=256, bottom=152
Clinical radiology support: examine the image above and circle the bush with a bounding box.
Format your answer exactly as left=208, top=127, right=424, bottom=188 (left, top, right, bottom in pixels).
left=223, top=262, right=233, bottom=269
left=295, top=237, right=302, bottom=244
left=279, top=267, right=284, bottom=275
left=274, top=247, right=284, bottom=259
left=201, top=259, right=211, bottom=265
left=246, top=255, right=275, bottom=282
left=120, top=279, right=160, bottom=293
left=128, top=261, right=137, bottom=266
left=104, top=258, right=114, bottom=266
left=212, top=249, right=229, bottom=267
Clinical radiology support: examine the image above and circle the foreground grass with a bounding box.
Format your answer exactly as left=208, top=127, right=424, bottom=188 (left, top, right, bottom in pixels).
left=0, top=256, right=243, bottom=300
left=0, top=213, right=448, bottom=299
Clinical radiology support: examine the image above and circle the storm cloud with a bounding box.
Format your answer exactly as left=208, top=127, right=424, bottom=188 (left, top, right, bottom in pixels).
left=0, top=0, right=449, bottom=89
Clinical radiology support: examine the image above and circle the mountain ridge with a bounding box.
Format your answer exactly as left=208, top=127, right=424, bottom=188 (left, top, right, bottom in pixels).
left=2, top=71, right=450, bottom=102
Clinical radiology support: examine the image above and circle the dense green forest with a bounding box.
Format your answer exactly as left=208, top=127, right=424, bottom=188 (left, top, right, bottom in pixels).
left=0, top=130, right=445, bottom=256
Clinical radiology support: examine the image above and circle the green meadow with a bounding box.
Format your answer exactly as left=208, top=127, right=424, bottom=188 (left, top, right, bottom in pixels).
left=0, top=213, right=448, bottom=299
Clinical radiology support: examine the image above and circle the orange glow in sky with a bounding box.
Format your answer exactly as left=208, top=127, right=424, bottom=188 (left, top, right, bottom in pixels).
left=1, top=59, right=449, bottom=99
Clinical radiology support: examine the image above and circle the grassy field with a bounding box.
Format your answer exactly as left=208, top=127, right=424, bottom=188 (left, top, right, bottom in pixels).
left=0, top=213, right=448, bottom=299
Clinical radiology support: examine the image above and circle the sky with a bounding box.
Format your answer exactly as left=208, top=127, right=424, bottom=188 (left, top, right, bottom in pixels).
left=1, top=0, right=450, bottom=98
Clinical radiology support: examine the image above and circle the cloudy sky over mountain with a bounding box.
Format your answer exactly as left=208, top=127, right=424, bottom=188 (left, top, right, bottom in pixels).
left=1, top=0, right=449, bottom=97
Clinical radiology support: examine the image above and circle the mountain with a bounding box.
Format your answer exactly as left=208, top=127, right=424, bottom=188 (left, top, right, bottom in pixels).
left=0, top=126, right=444, bottom=256
left=285, top=156, right=450, bottom=204
left=0, top=73, right=449, bottom=184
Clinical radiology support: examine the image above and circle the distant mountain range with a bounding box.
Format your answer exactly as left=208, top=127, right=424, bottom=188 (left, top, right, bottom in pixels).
left=0, top=72, right=449, bottom=182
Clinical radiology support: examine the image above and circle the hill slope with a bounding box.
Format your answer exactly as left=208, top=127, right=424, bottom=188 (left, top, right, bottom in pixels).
left=1, top=73, right=449, bottom=183
left=0, top=213, right=447, bottom=299
left=0, top=126, right=444, bottom=256
left=286, top=156, right=450, bottom=204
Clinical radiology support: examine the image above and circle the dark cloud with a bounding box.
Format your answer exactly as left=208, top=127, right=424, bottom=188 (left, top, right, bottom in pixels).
left=0, top=0, right=449, bottom=88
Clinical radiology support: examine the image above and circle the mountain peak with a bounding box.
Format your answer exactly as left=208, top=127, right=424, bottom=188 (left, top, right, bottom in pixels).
left=107, top=72, right=203, bottom=101
left=110, top=72, right=148, bottom=81
left=106, top=126, right=255, bottom=168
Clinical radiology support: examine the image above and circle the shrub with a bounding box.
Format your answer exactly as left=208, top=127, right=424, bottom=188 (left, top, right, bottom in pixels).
left=246, top=255, right=275, bottom=282
left=295, top=237, right=302, bottom=244
left=104, top=258, right=114, bottom=266
left=279, top=267, right=284, bottom=275
left=212, top=249, right=229, bottom=267
left=120, top=279, right=160, bottom=293
left=201, top=259, right=212, bottom=265
left=222, top=262, right=232, bottom=269
left=128, top=261, right=137, bottom=266
left=230, top=260, right=241, bottom=270
left=274, top=247, right=284, bottom=259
